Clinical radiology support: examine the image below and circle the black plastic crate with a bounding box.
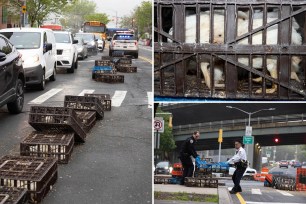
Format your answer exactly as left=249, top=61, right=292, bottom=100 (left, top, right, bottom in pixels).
left=94, top=74, right=124, bottom=83
left=119, top=58, right=132, bottom=65
left=185, top=177, right=218, bottom=188
left=20, top=131, right=74, bottom=164
left=117, top=65, right=137, bottom=73
left=94, top=60, right=114, bottom=67
left=0, top=156, right=58, bottom=203
left=84, top=94, right=111, bottom=111
left=112, top=51, right=124, bottom=57
left=63, top=95, right=104, bottom=120
left=0, top=187, right=28, bottom=204
left=28, top=106, right=86, bottom=143
left=101, top=56, right=111, bottom=60
left=75, top=111, right=96, bottom=132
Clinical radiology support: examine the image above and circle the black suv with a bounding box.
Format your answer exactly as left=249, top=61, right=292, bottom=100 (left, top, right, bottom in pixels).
left=0, top=34, right=25, bottom=114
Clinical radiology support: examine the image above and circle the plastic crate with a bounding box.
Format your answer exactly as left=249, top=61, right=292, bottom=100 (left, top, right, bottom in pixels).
left=75, top=111, right=96, bottom=132
left=0, top=156, right=58, bottom=203
left=64, top=95, right=104, bottom=120
left=185, top=177, right=218, bottom=188
left=116, top=65, right=137, bottom=73
left=28, top=106, right=86, bottom=143
left=119, top=58, right=132, bottom=65
left=20, top=131, right=74, bottom=164
left=0, top=186, right=28, bottom=204
left=94, top=73, right=124, bottom=83
left=101, top=56, right=111, bottom=60
left=112, top=51, right=124, bottom=57
left=84, top=94, right=111, bottom=111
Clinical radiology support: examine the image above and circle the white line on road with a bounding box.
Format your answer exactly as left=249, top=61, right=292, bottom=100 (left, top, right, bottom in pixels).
left=276, top=190, right=294, bottom=196
left=78, top=89, right=95, bottom=96
left=147, top=92, right=153, bottom=108
left=251, top=189, right=262, bottom=195
left=28, top=89, right=62, bottom=104
left=111, top=91, right=127, bottom=107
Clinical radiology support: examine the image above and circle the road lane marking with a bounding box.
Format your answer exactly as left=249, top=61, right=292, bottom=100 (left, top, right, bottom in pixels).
left=147, top=92, right=153, bottom=108
left=111, top=91, right=127, bottom=107
left=236, top=193, right=246, bottom=204
left=28, top=89, right=62, bottom=104
left=139, top=56, right=152, bottom=64
left=251, top=189, right=262, bottom=195
left=276, top=190, right=294, bottom=196
left=78, top=89, right=95, bottom=96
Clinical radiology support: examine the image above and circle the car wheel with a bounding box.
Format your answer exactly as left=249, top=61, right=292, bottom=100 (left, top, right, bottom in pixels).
left=50, top=68, right=56, bottom=81
left=81, top=54, right=85, bottom=60
left=75, top=58, right=78, bottom=69
left=38, top=72, right=45, bottom=90
left=67, top=60, right=75, bottom=73
left=7, top=79, right=24, bottom=114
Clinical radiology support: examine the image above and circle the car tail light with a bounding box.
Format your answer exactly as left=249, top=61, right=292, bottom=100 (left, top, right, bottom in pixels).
left=135, top=41, right=138, bottom=46
left=113, top=42, right=115, bottom=46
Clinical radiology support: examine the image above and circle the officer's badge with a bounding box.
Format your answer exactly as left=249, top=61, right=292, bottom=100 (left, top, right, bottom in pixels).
left=190, top=140, right=193, bottom=144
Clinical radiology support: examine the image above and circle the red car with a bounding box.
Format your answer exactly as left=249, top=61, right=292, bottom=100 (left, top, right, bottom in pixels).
left=279, top=160, right=289, bottom=168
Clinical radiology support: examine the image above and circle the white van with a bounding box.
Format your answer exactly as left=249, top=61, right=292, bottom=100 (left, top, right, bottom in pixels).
left=0, top=28, right=56, bottom=90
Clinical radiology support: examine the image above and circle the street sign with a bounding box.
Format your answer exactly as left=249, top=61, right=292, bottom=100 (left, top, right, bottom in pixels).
left=154, top=117, right=164, bottom=133
left=245, top=126, right=252, bottom=136
left=21, top=5, right=26, bottom=13
left=243, top=136, right=254, bottom=144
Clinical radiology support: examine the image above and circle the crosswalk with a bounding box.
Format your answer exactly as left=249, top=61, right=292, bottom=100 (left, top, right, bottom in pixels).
left=228, top=187, right=295, bottom=197
left=28, top=88, right=152, bottom=108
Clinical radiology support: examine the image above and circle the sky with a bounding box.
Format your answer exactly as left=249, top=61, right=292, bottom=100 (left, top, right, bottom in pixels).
left=92, top=0, right=146, bottom=27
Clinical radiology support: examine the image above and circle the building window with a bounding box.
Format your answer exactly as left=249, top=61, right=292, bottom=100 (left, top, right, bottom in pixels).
left=2, top=6, right=7, bottom=24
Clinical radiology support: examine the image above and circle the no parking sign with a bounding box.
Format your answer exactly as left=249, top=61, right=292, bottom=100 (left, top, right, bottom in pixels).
left=154, top=117, right=164, bottom=133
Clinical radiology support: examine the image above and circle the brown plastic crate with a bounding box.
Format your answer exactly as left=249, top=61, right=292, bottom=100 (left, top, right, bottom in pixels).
left=94, top=60, right=114, bottom=67
left=94, top=74, right=124, bottom=83
left=84, top=94, right=111, bottom=111
left=101, top=56, right=111, bottom=60
left=75, top=111, right=96, bottom=132
left=0, top=186, right=28, bottom=204
left=185, top=177, right=218, bottom=188
left=119, top=58, right=132, bottom=65
left=0, top=156, right=58, bottom=203
left=117, top=65, right=137, bottom=73
left=64, top=95, right=104, bottom=120
left=28, top=106, right=86, bottom=143
left=20, top=131, right=74, bottom=164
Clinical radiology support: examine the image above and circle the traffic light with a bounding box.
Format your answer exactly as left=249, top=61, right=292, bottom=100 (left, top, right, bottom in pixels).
left=274, top=138, right=279, bottom=143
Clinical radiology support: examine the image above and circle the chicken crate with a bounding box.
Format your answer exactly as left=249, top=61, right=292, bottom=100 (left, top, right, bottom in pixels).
left=75, top=111, right=96, bottom=132
left=94, top=73, right=124, bottom=83
left=154, top=0, right=306, bottom=100
left=112, top=51, right=124, bottom=57
left=84, top=94, right=112, bottom=111
left=20, top=131, right=74, bottom=164
left=185, top=177, right=218, bottom=188
left=116, top=65, right=137, bottom=73
left=0, top=156, right=58, bottom=203
left=119, top=57, right=132, bottom=65
left=28, top=106, right=86, bottom=143
left=0, top=186, right=28, bottom=204
left=154, top=176, right=169, bottom=184
left=101, top=56, right=111, bottom=60
left=63, top=95, right=104, bottom=120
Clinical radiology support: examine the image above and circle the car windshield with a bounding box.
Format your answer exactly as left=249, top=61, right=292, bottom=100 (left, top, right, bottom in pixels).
left=157, top=162, right=169, bottom=168
left=0, top=32, right=41, bottom=49
left=75, top=34, right=94, bottom=43
left=113, top=34, right=135, bottom=40
left=95, top=35, right=102, bottom=40
left=54, top=33, right=71, bottom=43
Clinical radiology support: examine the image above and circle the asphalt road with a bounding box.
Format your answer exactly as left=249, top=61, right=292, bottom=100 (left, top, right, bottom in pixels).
left=0, top=46, right=152, bottom=204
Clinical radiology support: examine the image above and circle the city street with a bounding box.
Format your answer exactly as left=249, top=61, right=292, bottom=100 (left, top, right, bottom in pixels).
left=0, top=45, right=152, bottom=204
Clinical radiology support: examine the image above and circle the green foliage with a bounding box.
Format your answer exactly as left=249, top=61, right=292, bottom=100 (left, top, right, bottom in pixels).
left=134, top=1, right=152, bottom=35
left=84, top=13, right=110, bottom=24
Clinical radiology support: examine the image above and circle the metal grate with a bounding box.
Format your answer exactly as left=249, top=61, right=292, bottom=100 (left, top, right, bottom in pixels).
left=154, top=0, right=306, bottom=100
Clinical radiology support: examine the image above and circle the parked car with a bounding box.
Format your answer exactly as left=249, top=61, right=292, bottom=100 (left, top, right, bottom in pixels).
left=94, top=34, right=105, bottom=52
left=0, top=34, right=25, bottom=113
left=54, top=31, right=78, bottom=73
left=279, top=160, right=289, bottom=168
left=293, top=161, right=302, bottom=168
left=0, top=28, right=56, bottom=90
left=109, top=32, right=138, bottom=58
left=229, top=167, right=257, bottom=180
left=74, top=33, right=98, bottom=55
left=290, top=160, right=296, bottom=167
left=155, top=161, right=173, bottom=175
left=74, top=37, right=88, bottom=60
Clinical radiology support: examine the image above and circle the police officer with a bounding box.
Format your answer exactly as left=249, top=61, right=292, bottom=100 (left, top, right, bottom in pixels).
left=227, top=140, right=247, bottom=194
left=179, top=131, right=200, bottom=185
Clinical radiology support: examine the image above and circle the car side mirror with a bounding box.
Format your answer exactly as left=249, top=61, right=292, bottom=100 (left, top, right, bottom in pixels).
left=0, top=52, right=6, bottom=62
left=44, top=43, right=52, bottom=53
left=73, top=40, right=78, bottom=44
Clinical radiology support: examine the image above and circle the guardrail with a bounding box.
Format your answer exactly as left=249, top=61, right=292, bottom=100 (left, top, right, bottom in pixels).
left=173, top=113, right=306, bottom=132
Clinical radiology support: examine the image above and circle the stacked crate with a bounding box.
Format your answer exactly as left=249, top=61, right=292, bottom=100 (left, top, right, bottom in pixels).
left=92, top=59, right=124, bottom=83
left=116, top=57, right=137, bottom=73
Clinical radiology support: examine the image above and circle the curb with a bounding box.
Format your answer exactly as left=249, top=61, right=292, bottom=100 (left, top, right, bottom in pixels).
left=218, top=186, right=233, bottom=204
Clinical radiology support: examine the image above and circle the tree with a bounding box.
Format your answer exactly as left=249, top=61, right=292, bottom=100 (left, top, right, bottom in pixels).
left=120, top=15, right=135, bottom=29
left=134, top=1, right=152, bottom=37
left=26, top=0, right=68, bottom=27
left=84, top=13, right=110, bottom=24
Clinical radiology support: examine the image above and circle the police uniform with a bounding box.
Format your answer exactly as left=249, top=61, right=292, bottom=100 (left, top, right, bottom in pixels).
left=179, top=136, right=198, bottom=184
left=228, top=147, right=247, bottom=193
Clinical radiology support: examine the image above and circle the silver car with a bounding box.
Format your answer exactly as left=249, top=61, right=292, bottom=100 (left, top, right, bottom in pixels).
left=74, top=37, right=88, bottom=60
left=95, top=34, right=105, bottom=52
left=74, top=33, right=98, bottom=55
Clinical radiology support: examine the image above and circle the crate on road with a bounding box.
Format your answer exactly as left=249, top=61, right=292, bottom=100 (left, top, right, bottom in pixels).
left=64, top=95, right=104, bottom=120
left=119, top=57, right=132, bottom=65
left=75, top=111, right=96, bottom=132
left=94, top=73, right=124, bottom=83
left=20, top=131, right=74, bottom=164
left=0, top=155, right=58, bottom=203
left=0, top=186, right=28, bottom=204
left=116, top=65, right=137, bottom=73
left=28, top=106, right=86, bottom=143
left=84, top=94, right=111, bottom=111
left=185, top=177, right=218, bottom=188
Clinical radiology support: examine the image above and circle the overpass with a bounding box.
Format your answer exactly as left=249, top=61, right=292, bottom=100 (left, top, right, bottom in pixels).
left=160, top=103, right=306, bottom=170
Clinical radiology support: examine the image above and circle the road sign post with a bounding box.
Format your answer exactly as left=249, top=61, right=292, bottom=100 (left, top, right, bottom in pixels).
left=218, top=129, right=223, bottom=162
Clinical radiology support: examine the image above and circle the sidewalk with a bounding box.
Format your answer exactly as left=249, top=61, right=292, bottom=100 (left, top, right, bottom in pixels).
left=155, top=184, right=218, bottom=195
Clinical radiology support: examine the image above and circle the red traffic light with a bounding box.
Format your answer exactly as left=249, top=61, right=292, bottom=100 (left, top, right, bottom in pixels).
left=274, top=138, right=279, bottom=143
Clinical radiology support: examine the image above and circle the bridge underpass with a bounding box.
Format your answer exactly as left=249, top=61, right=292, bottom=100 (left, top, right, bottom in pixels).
left=160, top=103, right=306, bottom=171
